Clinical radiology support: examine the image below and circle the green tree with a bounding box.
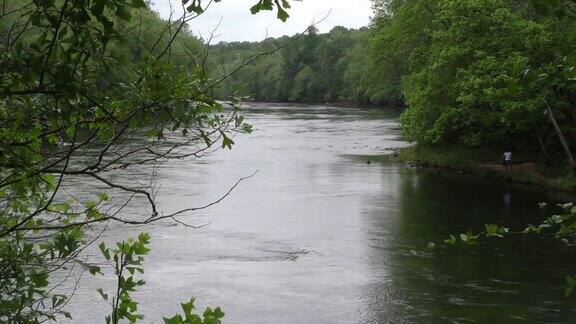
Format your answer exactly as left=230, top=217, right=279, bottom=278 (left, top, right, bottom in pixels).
left=401, top=0, right=561, bottom=146
left=367, top=0, right=435, bottom=107
left=369, top=0, right=576, bottom=164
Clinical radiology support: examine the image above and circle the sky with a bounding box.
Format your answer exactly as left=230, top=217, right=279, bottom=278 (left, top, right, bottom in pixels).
left=151, top=0, right=373, bottom=42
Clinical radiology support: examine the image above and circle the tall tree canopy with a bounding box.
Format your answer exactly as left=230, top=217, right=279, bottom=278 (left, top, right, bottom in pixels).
left=369, top=0, right=576, bottom=162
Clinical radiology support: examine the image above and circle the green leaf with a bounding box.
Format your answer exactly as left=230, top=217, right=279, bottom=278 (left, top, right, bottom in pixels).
left=138, top=232, right=151, bottom=244
left=250, top=3, right=262, bottom=14
left=97, top=288, right=108, bottom=301
left=91, top=0, right=106, bottom=17
left=132, top=0, right=146, bottom=8
left=90, top=266, right=102, bottom=276
left=115, top=5, right=132, bottom=21
left=212, top=307, right=225, bottom=319
left=444, top=235, right=457, bottom=245
left=99, top=242, right=111, bottom=260
left=221, top=133, right=235, bottom=150
left=187, top=0, right=205, bottom=14
left=181, top=298, right=195, bottom=318
left=51, top=294, right=67, bottom=308
left=276, top=6, right=289, bottom=22
left=97, top=192, right=110, bottom=201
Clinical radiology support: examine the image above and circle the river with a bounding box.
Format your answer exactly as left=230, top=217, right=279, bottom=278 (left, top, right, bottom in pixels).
left=66, top=103, right=576, bottom=323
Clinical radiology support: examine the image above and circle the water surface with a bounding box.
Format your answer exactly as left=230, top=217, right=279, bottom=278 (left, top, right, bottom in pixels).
left=67, top=103, right=576, bottom=323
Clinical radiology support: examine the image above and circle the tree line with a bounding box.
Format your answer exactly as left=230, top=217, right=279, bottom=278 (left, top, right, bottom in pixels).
left=206, top=26, right=403, bottom=107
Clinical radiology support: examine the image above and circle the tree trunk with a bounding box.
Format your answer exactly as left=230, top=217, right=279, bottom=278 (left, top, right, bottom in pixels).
left=544, top=100, right=576, bottom=168
left=535, top=126, right=552, bottom=166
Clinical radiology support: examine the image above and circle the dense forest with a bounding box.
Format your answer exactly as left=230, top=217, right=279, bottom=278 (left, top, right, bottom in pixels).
left=374, top=0, right=576, bottom=153
left=207, top=26, right=400, bottom=107
left=207, top=25, right=405, bottom=107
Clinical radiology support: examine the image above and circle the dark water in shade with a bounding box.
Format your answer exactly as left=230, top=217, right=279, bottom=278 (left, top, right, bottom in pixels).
left=63, top=103, right=576, bottom=323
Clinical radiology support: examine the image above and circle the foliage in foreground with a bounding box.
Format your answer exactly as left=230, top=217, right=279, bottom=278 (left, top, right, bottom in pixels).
left=95, top=233, right=224, bottom=324
left=0, top=0, right=292, bottom=322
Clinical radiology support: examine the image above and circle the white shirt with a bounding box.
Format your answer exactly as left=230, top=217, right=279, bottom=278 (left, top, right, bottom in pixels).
left=503, top=152, right=512, bottom=161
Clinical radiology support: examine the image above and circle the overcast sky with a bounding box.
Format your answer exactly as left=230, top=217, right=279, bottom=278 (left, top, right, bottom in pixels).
left=151, top=0, right=373, bottom=42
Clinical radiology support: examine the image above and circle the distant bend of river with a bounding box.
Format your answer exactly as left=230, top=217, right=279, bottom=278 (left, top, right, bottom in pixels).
left=66, top=103, right=576, bottom=323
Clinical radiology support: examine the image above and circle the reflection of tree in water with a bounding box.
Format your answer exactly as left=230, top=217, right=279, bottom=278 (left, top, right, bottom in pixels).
left=503, top=186, right=512, bottom=219
left=360, top=169, right=576, bottom=323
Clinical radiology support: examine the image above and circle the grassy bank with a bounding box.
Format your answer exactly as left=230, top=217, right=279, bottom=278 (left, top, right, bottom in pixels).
left=380, top=145, right=576, bottom=193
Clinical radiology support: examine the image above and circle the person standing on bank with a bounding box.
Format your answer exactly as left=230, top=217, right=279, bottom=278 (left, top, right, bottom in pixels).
left=502, top=150, right=513, bottom=171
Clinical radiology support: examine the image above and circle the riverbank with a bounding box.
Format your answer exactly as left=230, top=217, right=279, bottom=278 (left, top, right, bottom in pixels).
left=372, top=145, right=576, bottom=193
left=241, top=99, right=404, bottom=111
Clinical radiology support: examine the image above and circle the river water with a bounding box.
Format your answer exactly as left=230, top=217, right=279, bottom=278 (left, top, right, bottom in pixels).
left=66, top=103, right=576, bottom=323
